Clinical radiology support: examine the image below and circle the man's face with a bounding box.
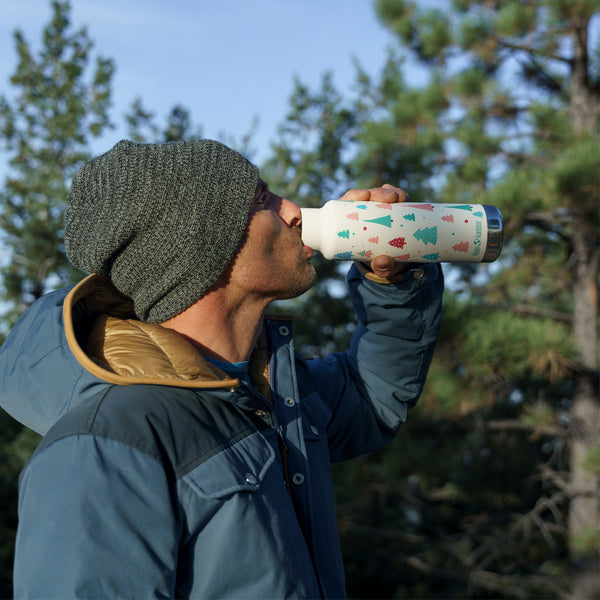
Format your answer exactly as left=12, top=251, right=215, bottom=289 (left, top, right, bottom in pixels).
left=225, top=180, right=316, bottom=303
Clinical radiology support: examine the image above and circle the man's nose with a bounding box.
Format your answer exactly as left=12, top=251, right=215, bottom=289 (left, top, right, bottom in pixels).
left=278, top=198, right=302, bottom=228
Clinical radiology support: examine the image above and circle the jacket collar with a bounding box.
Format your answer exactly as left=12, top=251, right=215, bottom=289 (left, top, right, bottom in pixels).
left=64, top=274, right=266, bottom=390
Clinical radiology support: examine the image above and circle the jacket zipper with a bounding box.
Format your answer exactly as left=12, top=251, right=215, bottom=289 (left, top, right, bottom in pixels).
left=277, top=429, right=293, bottom=498
left=241, top=382, right=294, bottom=499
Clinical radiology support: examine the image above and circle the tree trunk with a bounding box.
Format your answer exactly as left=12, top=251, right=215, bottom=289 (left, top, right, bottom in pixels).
left=567, top=19, right=600, bottom=600
left=568, top=230, right=599, bottom=600
left=569, top=19, right=599, bottom=132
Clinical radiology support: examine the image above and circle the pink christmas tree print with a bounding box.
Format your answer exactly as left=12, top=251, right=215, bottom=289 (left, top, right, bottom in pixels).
left=346, top=212, right=359, bottom=220
left=375, top=203, right=393, bottom=210
left=404, top=204, right=434, bottom=211
left=441, top=214, right=454, bottom=223
left=368, top=236, right=379, bottom=244
left=453, top=241, right=469, bottom=252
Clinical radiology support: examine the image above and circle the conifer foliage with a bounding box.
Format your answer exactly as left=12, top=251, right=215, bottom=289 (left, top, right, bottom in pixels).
left=0, top=3, right=115, bottom=595
left=0, top=1, right=114, bottom=323
left=266, top=1, right=598, bottom=597
left=336, top=1, right=598, bottom=597
left=0, top=1, right=598, bottom=598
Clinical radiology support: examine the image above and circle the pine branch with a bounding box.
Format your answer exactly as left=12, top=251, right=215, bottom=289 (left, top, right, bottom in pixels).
left=498, top=38, right=571, bottom=66
left=338, top=519, right=427, bottom=545
left=509, top=303, right=572, bottom=323
left=404, top=555, right=466, bottom=584
left=523, top=213, right=572, bottom=243
left=409, top=417, right=568, bottom=438
left=486, top=419, right=568, bottom=438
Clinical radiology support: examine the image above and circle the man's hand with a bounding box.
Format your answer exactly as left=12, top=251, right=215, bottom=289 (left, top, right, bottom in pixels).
left=338, top=184, right=410, bottom=279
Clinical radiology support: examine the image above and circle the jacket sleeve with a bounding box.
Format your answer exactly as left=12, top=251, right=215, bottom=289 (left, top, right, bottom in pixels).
left=14, top=434, right=179, bottom=599
left=305, top=263, right=443, bottom=462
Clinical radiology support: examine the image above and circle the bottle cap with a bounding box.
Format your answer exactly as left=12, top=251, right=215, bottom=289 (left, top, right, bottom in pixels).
left=482, top=205, right=503, bottom=263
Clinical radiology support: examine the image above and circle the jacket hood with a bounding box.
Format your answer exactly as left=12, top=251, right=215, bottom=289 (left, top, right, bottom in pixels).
left=0, top=275, right=243, bottom=435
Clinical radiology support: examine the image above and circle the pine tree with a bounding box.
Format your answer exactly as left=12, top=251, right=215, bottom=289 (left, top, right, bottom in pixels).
left=262, top=2, right=598, bottom=597
left=124, top=97, right=204, bottom=144
left=338, top=0, right=599, bottom=597
left=0, top=0, right=114, bottom=324
left=0, top=2, right=114, bottom=593
left=0, top=4, right=258, bottom=592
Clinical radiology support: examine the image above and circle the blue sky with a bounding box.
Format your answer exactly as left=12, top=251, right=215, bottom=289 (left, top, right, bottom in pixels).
left=1, top=0, right=401, bottom=164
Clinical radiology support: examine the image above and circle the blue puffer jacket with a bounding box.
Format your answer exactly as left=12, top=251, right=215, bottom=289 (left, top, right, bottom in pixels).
left=0, top=263, right=443, bottom=599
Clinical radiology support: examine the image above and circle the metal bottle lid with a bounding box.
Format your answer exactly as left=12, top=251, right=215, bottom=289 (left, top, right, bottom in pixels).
left=482, top=205, right=504, bottom=263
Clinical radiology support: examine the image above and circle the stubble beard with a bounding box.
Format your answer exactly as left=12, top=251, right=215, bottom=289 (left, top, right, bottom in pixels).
left=276, top=262, right=317, bottom=301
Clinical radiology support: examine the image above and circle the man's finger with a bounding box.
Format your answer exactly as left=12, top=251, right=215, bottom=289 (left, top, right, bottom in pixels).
left=368, top=186, right=409, bottom=203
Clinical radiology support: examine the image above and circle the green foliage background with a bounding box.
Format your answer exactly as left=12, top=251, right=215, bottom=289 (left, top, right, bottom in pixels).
left=0, top=1, right=598, bottom=598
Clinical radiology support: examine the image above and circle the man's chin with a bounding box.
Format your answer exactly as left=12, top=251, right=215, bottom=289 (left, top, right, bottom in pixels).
left=279, top=265, right=317, bottom=301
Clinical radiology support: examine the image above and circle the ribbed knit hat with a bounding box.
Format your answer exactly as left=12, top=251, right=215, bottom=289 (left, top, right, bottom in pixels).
left=64, top=139, right=259, bottom=323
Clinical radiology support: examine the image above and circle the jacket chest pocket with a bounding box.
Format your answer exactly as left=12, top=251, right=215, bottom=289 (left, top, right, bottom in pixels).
left=182, top=430, right=276, bottom=500
left=299, top=393, right=333, bottom=470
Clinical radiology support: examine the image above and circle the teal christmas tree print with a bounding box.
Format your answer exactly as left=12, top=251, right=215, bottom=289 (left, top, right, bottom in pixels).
left=413, top=226, right=438, bottom=245
left=364, top=215, right=392, bottom=227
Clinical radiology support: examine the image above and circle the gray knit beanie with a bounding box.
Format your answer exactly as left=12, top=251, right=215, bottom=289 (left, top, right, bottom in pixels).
left=64, top=139, right=259, bottom=323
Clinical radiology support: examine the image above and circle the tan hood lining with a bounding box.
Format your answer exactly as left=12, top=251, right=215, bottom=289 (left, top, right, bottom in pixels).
left=63, top=275, right=239, bottom=389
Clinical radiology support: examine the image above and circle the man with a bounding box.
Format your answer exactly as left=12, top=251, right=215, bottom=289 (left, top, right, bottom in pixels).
left=0, top=139, right=443, bottom=598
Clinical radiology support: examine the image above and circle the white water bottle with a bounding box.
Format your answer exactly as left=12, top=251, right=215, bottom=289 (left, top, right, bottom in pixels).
left=301, top=201, right=503, bottom=263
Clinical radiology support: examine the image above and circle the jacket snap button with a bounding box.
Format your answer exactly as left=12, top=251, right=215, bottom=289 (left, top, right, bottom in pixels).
left=284, top=397, right=295, bottom=407
left=310, top=425, right=319, bottom=436
left=292, top=473, right=305, bottom=485
left=245, top=473, right=258, bottom=485
left=413, top=269, right=425, bottom=280
left=278, top=325, right=290, bottom=336
left=255, top=409, right=267, bottom=418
